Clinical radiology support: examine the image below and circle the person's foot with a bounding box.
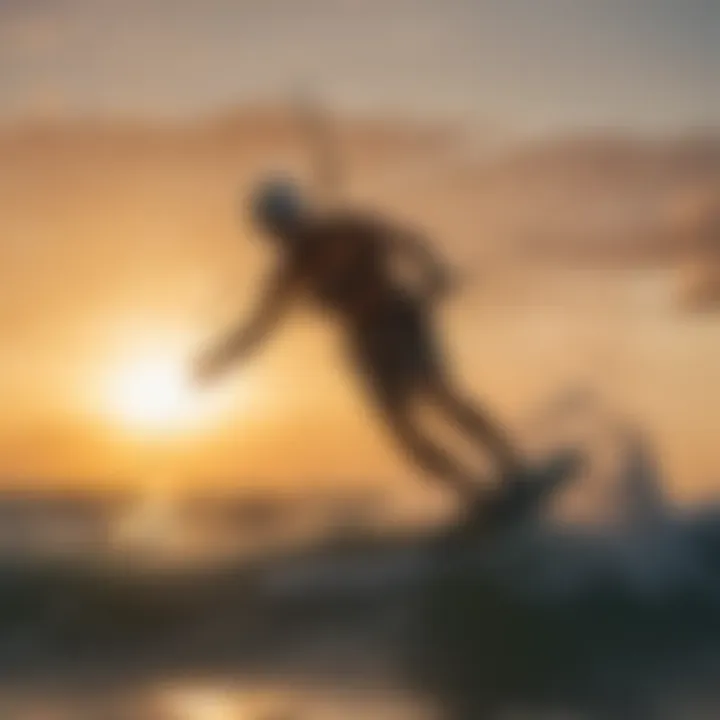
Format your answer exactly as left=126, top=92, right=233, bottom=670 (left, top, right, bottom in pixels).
left=467, top=447, right=584, bottom=532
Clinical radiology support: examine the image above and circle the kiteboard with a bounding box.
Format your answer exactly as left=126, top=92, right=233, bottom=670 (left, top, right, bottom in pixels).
left=464, top=447, right=584, bottom=536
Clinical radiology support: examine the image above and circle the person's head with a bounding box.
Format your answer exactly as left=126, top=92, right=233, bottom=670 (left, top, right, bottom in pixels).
left=249, top=177, right=307, bottom=243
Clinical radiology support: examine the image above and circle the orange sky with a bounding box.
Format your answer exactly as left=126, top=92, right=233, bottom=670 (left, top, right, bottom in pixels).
left=0, top=109, right=719, bottom=491
left=1, top=0, right=718, bottom=490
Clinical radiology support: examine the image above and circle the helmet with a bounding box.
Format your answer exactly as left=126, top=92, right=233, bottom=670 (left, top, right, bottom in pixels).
left=249, top=177, right=305, bottom=235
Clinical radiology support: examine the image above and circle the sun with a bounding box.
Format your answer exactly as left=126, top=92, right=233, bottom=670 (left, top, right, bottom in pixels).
left=112, top=357, right=191, bottom=428
left=99, top=337, right=253, bottom=437
left=105, top=351, right=206, bottom=434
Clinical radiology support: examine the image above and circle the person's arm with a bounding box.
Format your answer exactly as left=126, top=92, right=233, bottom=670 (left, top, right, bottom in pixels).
left=391, top=229, right=455, bottom=302
left=193, top=264, right=296, bottom=386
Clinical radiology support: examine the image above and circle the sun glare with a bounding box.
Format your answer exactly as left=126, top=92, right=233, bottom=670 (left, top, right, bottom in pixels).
left=108, top=355, right=194, bottom=431
left=98, top=331, right=257, bottom=437
left=104, top=349, right=227, bottom=435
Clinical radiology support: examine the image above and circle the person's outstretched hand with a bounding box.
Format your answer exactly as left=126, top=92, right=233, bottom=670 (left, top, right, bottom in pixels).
left=192, top=346, right=225, bottom=388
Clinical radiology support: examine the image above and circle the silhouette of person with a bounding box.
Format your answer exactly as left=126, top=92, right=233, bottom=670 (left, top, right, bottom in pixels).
left=193, top=178, right=522, bottom=500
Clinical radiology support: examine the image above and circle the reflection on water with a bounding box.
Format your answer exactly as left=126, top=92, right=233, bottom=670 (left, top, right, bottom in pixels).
left=158, top=685, right=252, bottom=720
left=0, top=682, right=433, bottom=720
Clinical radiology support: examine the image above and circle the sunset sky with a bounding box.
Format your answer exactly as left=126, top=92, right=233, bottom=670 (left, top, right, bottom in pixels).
left=1, top=0, right=718, bottom=132
left=1, top=0, right=718, bottom=490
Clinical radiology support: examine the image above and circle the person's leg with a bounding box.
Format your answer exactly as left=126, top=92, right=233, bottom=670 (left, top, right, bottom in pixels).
left=387, top=298, right=522, bottom=477
left=375, top=396, right=481, bottom=500
left=351, top=297, right=489, bottom=498
left=427, top=374, right=523, bottom=476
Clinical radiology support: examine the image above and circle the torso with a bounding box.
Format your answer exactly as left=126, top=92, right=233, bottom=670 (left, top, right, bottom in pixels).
left=290, top=211, right=405, bottom=324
